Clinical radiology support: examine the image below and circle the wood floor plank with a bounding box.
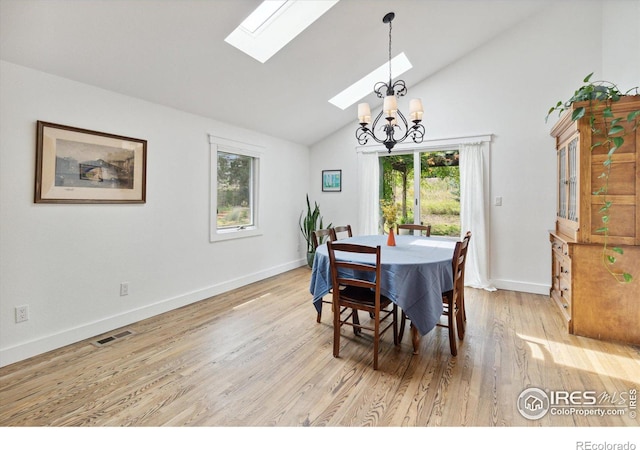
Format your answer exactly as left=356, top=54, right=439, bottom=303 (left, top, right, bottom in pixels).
left=1, top=267, right=638, bottom=427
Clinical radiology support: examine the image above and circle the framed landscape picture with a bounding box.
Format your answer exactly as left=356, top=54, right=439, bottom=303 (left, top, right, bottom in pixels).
left=322, top=169, right=342, bottom=192
left=35, top=121, right=147, bottom=203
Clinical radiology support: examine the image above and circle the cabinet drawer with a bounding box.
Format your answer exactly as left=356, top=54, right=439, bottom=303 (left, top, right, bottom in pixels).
left=551, top=236, right=570, bottom=258
left=551, top=236, right=564, bottom=256
left=559, top=257, right=571, bottom=278
left=559, top=276, right=572, bottom=310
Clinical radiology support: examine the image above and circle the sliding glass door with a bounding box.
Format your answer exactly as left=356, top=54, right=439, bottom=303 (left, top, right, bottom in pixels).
left=380, top=149, right=460, bottom=236
left=380, top=153, right=415, bottom=232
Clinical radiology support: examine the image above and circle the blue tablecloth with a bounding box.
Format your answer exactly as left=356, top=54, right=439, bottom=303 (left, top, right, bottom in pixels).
left=309, top=234, right=456, bottom=336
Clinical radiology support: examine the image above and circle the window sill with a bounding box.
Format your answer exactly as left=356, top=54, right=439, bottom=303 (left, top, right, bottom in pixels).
left=210, top=227, right=263, bottom=243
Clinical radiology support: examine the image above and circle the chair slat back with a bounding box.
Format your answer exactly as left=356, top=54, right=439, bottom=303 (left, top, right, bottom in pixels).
left=312, top=228, right=334, bottom=250
left=327, top=242, right=380, bottom=292
left=452, top=241, right=464, bottom=283
left=452, top=231, right=471, bottom=293
left=331, top=225, right=353, bottom=241
left=397, top=224, right=431, bottom=236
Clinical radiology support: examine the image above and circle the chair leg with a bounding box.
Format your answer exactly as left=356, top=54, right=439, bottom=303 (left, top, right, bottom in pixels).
left=393, top=305, right=398, bottom=345
left=411, top=323, right=420, bottom=355
left=398, top=311, right=407, bottom=343
left=373, top=318, right=379, bottom=370
left=318, top=299, right=337, bottom=323
left=456, top=301, right=465, bottom=340
left=333, top=302, right=340, bottom=358
left=455, top=290, right=465, bottom=339
left=461, top=289, right=467, bottom=323
left=448, top=322, right=457, bottom=356
left=352, top=309, right=361, bottom=335
left=445, top=294, right=457, bottom=356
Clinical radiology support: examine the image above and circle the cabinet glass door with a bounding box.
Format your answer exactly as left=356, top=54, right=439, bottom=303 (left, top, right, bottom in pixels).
left=558, top=146, right=567, bottom=219
left=567, top=137, right=579, bottom=221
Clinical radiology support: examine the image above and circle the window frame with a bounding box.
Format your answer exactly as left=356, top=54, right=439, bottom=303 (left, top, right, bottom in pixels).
left=209, top=135, right=263, bottom=242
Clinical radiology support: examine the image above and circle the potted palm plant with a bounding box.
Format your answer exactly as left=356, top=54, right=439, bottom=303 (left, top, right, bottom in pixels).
left=299, top=194, right=331, bottom=268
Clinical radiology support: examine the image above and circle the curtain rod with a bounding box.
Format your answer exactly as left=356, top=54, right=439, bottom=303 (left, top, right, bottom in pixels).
left=356, top=133, right=492, bottom=154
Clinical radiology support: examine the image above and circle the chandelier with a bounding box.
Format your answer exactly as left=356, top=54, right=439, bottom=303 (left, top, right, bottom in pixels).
left=356, top=12, right=425, bottom=153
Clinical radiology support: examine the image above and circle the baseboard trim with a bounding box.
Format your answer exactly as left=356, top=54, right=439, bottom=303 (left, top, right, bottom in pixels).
left=0, top=259, right=307, bottom=368
left=2, top=265, right=549, bottom=367
left=492, top=279, right=550, bottom=295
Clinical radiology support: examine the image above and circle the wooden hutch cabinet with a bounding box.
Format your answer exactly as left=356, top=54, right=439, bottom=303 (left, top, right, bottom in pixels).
left=549, top=96, right=640, bottom=345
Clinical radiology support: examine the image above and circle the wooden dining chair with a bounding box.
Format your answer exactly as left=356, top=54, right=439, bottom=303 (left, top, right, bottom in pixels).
left=457, top=231, right=472, bottom=327
left=397, top=223, right=431, bottom=236
left=312, top=228, right=335, bottom=323
left=331, top=224, right=353, bottom=241
left=438, top=231, right=471, bottom=355
left=327, top=241, right=398, bottom=370
left=312, top=228, right=333, bottom=250
left=398, top=231, right=471, bottom=356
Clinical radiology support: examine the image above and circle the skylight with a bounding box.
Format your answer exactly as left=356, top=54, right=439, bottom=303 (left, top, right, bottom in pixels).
left=225, top=0, right=339, bottom=63
left=328, top=52, right=413, bottom=110
left=240, top=1, right=288, bottom=34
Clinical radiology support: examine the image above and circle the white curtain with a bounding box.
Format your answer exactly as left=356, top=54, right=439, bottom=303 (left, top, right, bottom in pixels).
left=459, top=143, right=496, bottom=291
left=357, top=150, right=380, bottom=235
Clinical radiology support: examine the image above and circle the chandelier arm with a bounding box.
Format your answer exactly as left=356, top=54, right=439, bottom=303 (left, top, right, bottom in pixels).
left=410, top=123, right=426, bottom=143
left=373, top=81, right=390, bottom=99
left=395, top=109, right=410, bottom=131
left=356, top=111, right=386, bottom=146
left=389, top=110, right=425, bottom=147
left=355, top=127, right=371, bottom=145
left=391, top=79, right=407, bottom=97
left=397, top=122, right=425, bottom=145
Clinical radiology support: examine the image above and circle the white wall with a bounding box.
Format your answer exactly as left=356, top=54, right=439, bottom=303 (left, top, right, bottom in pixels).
left=309, top=1, right=637, bottom=294
left=602, top=0, right=640, bottom=92
left=0, top=61, right=310, bottom=366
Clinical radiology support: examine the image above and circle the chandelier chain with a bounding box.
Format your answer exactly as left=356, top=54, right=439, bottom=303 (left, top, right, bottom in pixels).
left=388, top=19, right=392, bottom=84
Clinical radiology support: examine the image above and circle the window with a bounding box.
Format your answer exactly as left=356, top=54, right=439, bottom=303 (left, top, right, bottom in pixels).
left=329, top=52, right=413, bottom=110
left=224, top=0, right=339, bottom=63
left=210, top=136, right=262, bottom=242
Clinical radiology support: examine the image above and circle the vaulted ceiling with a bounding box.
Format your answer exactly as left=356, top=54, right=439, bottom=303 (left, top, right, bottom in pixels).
left=0, top=0, right=554, bottom=146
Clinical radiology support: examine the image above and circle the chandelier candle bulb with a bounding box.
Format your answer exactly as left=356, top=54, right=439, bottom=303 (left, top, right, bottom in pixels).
left=358, top=103, right=371, bottom=124
left=410, top=99, right=424, bottom=122
left=383, top=95, right=398, bottom=116
left=410, top=111, right=424, bottom=122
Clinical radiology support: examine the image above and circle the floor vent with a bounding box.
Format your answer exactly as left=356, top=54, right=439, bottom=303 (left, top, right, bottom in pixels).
left=92, top=329, right=135, bottom=347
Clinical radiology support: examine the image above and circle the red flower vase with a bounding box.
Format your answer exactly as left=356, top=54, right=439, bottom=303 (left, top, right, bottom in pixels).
left=387, top=226, right=396, bottom=246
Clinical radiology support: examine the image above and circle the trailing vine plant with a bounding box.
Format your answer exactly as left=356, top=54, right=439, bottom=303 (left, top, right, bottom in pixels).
left=546, top=73, right=640, bottom=283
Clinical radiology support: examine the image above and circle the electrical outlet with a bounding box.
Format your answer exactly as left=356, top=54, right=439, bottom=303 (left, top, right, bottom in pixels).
left=120, top=282, right=129, bottom=296
left=15, top=305, right=29, bottom=323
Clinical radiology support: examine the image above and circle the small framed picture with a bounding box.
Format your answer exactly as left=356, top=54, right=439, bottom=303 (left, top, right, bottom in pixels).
left=322, top=169, right=342, bottom=192
left=35, top=121, right=147, bottom=203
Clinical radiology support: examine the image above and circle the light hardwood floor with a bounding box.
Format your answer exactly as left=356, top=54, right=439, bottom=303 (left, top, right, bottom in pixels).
left=1, top=267, right=638, bottom=427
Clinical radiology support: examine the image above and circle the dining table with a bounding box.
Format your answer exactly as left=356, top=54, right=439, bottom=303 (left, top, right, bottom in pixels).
left=309, top=234, right=457, bottom=353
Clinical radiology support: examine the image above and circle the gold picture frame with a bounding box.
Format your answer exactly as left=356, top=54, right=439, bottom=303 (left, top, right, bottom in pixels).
left=35, top=121, right=147, bottom=203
